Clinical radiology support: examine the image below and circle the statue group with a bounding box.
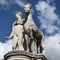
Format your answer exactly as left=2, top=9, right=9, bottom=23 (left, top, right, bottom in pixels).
left=5, top=3, right=45, bottom=55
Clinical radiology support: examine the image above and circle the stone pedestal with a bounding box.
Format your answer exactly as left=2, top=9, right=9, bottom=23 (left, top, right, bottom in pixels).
left=4, top=51, right=47, bottom=60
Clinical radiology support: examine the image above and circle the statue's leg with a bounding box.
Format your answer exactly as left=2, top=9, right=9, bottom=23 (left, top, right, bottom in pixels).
left=25, top=34, right=29, bottom=52
left=18, top=32, right=24, bottom=51
left=31, top=40, right=37, bottom=54
left=40, top=38, right=45, bottom=55
left=12, top=35, right=18, bottom=50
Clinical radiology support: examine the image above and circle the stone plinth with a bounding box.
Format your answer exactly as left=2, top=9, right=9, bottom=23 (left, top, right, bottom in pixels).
left=4, top=51, right=47, bottom=60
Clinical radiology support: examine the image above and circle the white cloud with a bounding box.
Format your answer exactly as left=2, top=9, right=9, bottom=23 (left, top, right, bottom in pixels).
left=35, top=1, right=59, bottom=34
left=0, top=0, right=60, bottom=60
left=1, top=35, right=60, bottom=60
left=0, top=40, right=12, bottom=60
left=0, top=0, right=9, bottom=9
left=0, top=0, right=7, bottom=5
left=45, top=34, right=60, bottom=60
left=46, top=0, right=54, bottom=4
left=14, top=0, right=24, bottom=7
left=0, top=0, right=24, bottom=9
left=35, top=1, right=60, bottom=60
left=0, top=34, right=59, bottom=60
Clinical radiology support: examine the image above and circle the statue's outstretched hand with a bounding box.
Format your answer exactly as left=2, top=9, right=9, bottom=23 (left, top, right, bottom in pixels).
left=5, top=37, right=10, bottom=40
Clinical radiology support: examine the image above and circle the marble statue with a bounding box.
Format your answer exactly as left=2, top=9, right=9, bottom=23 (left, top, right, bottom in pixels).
left=5, top=12, right=27, bottom=51
left=5, top=3, right=45, bottom=55
left=24, top=3, right=45, bottom=54
left=24, top=3, right=37, bottom=54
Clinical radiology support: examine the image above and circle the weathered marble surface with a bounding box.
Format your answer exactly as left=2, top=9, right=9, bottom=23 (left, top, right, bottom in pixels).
left=4, top=51, right=47, bottom=60
left=5, top=3, right=45, bottom=54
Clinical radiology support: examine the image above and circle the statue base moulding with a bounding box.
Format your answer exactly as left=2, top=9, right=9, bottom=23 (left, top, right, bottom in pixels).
left=4, top=51, right=47, bottom=60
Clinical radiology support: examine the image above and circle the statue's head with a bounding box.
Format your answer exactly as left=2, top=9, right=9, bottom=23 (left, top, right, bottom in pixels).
left=16, top=12, right=22, bottom=19
left=24, top=3, right=31, bottom=13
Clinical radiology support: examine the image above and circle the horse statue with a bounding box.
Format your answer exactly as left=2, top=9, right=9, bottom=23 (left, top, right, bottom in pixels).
left=24, top=3, right=45, bottom=54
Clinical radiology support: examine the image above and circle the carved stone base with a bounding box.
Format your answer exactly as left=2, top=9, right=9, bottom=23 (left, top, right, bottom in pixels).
left=4, top=51, right=47, bottom=60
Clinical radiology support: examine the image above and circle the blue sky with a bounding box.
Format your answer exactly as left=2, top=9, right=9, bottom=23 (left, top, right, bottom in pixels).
left=0, top=0, right=41, bottom=43
left=0, top=0, right=60, bottom=60
left=0, top=0, right=60, bottom=42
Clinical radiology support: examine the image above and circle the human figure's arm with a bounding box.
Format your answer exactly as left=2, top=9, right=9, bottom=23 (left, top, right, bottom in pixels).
left=5, top=22, right=15, bottom=40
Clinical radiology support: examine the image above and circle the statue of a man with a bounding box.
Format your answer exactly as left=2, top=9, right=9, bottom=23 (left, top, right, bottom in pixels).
left=5, top=12, right=27, bottom=51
